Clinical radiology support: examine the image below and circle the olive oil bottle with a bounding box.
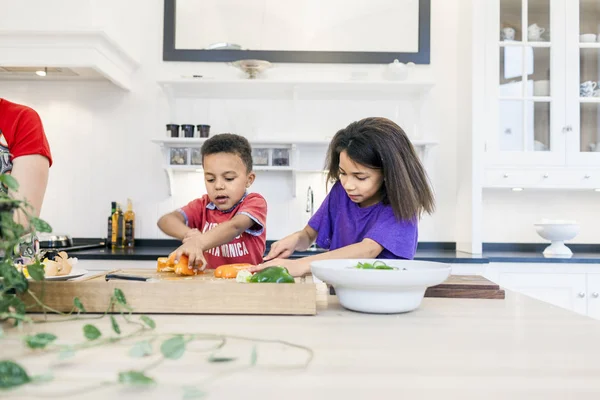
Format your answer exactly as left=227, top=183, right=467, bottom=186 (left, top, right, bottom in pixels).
left=106, top=201, right=116, bottom=248
left=111, top=203, right=125, bottom=249
left=124, top=198, right=135, bottom=248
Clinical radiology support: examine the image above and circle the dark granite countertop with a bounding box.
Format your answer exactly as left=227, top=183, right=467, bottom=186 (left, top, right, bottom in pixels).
left=55, top=239, right=600, bottom=264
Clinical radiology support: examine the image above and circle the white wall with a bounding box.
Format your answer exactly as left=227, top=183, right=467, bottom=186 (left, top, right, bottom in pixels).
left=9, top=0, right=594, bottom=245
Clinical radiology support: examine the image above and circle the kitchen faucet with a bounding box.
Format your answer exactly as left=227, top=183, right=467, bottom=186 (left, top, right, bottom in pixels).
left=306, top=186, right=317, bottom=251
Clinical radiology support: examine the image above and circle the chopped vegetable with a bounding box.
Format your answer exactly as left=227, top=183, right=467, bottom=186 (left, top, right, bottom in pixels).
left=167, top=254, right=202, bottom=276
left=214, top=263, right=253, bottom=279
left=235, top=270, right=253, bottom=283
left=156, top=257, right=174, bottom=272
left=249, top=266, right=295, bottom=283
left=353, top=261, right=405, bottom=271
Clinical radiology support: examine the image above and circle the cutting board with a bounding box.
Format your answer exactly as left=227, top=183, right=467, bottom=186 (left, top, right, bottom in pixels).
left=22, top=269, right=317, bottom=315
left=328, top=275, right=505, bottom=299
left=425, top=275, right=505, bottom=299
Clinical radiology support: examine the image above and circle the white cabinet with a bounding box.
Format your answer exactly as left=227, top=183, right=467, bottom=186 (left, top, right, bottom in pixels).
left=586, top=273, right=600, bottom=320
left=478, top=0, right=600, bottom=188
left=485, top=263, right=600, bottom=318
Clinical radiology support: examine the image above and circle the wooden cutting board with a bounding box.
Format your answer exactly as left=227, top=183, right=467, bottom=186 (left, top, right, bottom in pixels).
left=424, top=275, right=505, bottom=299
left=327, top=275, right=505, bottom=300
left=22, top=269, right=317, bottom=315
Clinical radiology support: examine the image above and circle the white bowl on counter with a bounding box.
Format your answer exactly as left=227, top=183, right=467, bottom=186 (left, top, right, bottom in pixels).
left=310, top=259, right=451, bottom=314
left=534, top=219, right=580, bottom=258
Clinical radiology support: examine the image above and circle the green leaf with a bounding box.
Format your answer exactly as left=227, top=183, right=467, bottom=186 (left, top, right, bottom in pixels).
left=110, top=316, right=121, bottom=335
left=160, top=335, right=186, bottom=360
left=0, top=261, right=28, bottom=293
left=24, top=333, right=57, bottom=349
left=113, top=288, right=127, bottom=305
left=83, top=324, right=101, bottom=341
left=207, top=354, right=237, bottom=363
left=27, top=262, right=45, bottom=282
left=58, top=346, right=75, bottom=360
left=182, top=386, right=207, bottom=399
left=250, top=345, right=258, bottom=366
left=0, top=174, right=19, bottom=191
left=73, top=297, right=86, bottom=313
left=28, top=217, right=52, bottom=233
left=140, top=315, right=155, bottom=329
left=0, top=297, right=26, bottom=316
left=129, top=341, right=153, bottom=358
left=0, top=360, right=30, bottom=389
left=118, top=370, right=155, bottom=386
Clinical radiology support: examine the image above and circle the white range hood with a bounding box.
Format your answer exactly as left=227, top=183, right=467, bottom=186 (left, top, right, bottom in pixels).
left=0, top=30, right=139, bottom=90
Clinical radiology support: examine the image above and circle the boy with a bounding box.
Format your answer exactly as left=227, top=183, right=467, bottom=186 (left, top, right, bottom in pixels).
left=157, top=133, right=267, bottom=270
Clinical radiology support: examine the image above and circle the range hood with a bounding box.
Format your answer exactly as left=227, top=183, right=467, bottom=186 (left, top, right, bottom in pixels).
left=0, top=30, right=139, bottom=90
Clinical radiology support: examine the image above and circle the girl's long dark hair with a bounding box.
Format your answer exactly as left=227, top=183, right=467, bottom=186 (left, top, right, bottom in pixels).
left=325, top=117, right=435, bottom=221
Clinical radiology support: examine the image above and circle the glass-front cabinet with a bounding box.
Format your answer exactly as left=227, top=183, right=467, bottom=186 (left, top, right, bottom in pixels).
left=484, top=0, right=600, bottom=171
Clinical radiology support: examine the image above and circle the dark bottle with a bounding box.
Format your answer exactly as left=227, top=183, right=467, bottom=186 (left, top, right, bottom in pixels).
left=107, top=201, right=116, bottom=247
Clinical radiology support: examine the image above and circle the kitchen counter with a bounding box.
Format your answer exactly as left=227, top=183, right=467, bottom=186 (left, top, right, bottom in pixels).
left=62, top=240, right=600, bottom=264
left=4, top=291, right=600, bottom=399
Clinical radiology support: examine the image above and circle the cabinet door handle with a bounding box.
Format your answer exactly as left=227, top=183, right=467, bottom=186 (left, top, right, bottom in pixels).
left=578, top=292, right=586, bottom=298
left=562, top=125, right=573, bottom=133
left=592, top=292, right=599, bottom=298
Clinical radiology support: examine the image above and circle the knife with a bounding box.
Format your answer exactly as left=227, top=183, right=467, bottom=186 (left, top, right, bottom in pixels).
left=105, top=274, right=158, bottom=282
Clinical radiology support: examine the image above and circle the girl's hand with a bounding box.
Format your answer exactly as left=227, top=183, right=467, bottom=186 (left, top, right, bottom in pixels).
left=263, top=234, right=300, bottom=261
left=183, top=228, right=201, bottom=243
left=170, top=236, right=208, bottom=271
left=249, top=258, right=310, bottom=277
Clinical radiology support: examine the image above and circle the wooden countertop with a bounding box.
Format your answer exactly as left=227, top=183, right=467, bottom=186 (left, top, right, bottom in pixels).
left=4, top=290, right=600, bottom=399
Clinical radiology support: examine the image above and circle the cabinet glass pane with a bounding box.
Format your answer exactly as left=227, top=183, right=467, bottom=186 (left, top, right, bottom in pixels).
left=580, top=104, right=600, bottom=152
left=500, top=0, right=522, bottom=41
left=499, top=100, right=524, bottom=151
left=528, top=101, right=551, bottom=151
left=527, top=0, right=550, bottom=42
left=580, top=49, right=600, bottom=98
left=579, top=0, right=600, bottom=38
left=526, top=47, right=551, bottom=96
left=500, top=47, right=524, bottom=95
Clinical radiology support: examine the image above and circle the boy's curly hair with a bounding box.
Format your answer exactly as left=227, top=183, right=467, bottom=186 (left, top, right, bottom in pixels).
left=201, top=133, right=253, bottom=172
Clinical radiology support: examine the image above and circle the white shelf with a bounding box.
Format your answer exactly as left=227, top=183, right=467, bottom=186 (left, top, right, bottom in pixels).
left=158, top=79, right=435, bottom=100
left=168, top=165, right=293, bottom=172
left=579, top=97, right=600, bottom=103
left=579, top=43, right=600, bottom=49
left=499, top=41, right=552, bottom=47
left=153, top=137, right=437, bottom=148
left=0, top=30, right=139, bottom=90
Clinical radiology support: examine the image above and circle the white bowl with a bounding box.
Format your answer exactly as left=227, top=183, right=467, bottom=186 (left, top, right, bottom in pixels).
left=310, top=259, right=451, bottom=314
left=534, top=221, right=580, bottom=257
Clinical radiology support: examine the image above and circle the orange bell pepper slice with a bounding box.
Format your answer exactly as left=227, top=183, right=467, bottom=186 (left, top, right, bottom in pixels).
left=214, top=263, right=253, bottom=279
left=166, top=254, right=203, bottom=276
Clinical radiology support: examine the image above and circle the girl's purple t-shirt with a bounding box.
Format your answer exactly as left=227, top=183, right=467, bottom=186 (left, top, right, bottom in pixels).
left=308, top=181, right=418, bottom=259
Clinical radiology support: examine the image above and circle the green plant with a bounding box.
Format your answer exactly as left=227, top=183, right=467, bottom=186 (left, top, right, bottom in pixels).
left=0, top=173, right=313, bottom=397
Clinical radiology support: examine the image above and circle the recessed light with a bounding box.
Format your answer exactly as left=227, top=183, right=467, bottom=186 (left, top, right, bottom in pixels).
left=511, top=187, right=524, bottom=192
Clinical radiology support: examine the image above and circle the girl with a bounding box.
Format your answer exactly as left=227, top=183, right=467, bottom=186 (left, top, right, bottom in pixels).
left=252, top=117, right=435, bottom=277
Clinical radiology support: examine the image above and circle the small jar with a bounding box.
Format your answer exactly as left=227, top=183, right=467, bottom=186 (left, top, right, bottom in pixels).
left=166, top=124, right=180, bottom=138
left=272, top=148, right=290, bottom=166
left=169, top=148, right=188, bottom=165
left=197, top=124, right=211, bottom=138
left=252, top=148, right=269, bottom=166
left=181, top=124, right=195, bottom=138
left=190, top=148, right=203, bottom=165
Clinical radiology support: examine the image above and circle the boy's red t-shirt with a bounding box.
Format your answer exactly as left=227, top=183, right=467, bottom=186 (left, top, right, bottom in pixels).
left=179, top=193, right=267, bottom=268
left=0, top=99, right=53, bottom=177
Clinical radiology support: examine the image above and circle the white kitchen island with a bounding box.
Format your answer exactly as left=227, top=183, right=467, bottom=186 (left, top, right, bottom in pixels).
left=3, top=289, right=600, bottom=400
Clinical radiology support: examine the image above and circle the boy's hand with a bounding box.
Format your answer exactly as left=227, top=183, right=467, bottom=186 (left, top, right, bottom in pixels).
left=183, top=228, right=201, bottom=243
left=249, top=258, right=310, bottom=277
left=171, top=236, right=208, bottom=271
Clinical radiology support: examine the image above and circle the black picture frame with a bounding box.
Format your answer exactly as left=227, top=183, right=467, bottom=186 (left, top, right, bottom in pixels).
left=163, top=0, right=430, bottom=64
